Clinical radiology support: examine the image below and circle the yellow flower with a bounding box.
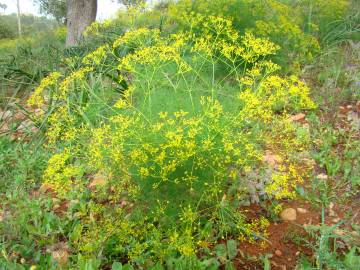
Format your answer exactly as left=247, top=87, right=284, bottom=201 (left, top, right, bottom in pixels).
left=82, top=45, right=108, bottom=65
left=27, top=72, right=61, bottom=107
left=139, top=167, right=150, bottom=178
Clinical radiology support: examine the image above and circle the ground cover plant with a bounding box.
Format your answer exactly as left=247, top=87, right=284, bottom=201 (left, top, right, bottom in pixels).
left=0, top=0, right=359, bottom=269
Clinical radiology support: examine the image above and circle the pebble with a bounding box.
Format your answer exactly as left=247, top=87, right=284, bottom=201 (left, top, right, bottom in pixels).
left=295, top=251, right=300, bottom=256
left=13, top=112, right=27, bottom=122
left=34, top=108, right=44, bottom=117
left=296, top=207, right=308, bottom=214
left=47, top=242, right=69, bottom=266
left=333, top=229, right=346, bottom=236
left=329, top=202, right=336, bottom=217
left=289, top=113, right=305, bottom=122
left=53, top=204, right=61, bottom=211
left=51, top=249, right=69, bottom=266
left=0, top=110, right=12, bottom=120
left=39, top=183, right=53, bottom=193
left=280, top=208, right=297, bottom=221
left=332, top=217, right=341, bottom=223
left=317, top=173, right=328, bottom=180
left=16, top=120, right=34, bottom=131
left=88, top=173, right=107, bottom=188
left=0, top=122, right=9, bottom=133
left=275, top=249, right=282, bottom=257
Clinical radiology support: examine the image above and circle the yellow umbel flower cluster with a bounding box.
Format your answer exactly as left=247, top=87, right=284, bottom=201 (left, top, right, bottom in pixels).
left=27, top=72, right=61, bottom=107
left=32, top=14, right=317, bottom=260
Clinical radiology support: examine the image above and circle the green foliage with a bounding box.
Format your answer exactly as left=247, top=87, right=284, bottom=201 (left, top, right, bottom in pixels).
left=0, top=14, right=58, bottom=38
left=118, top=0, right=146, bottom=9
left=0, top=16, right=15, bottom=39
left=0, top=27, right=66, bottom=94
left=214, top=240, right=238, bottom=269
left=298, top=209, right=360, bottom=270
left=0, top=136, right=49, bottom=192
left=35, top=0, right=67, bottom=23
left=311, top=117, right=360, bottom=187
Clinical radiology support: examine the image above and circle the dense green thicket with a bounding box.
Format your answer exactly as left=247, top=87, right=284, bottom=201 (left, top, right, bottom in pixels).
left=0, top=13, right=58, bottom=39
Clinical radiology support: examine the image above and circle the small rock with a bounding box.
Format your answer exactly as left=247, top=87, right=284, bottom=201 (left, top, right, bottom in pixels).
left=16, top=120, right=34, bottom=131
left=275, top=249, right=282, bottom=257
left=34, top=108, right=44, bottom=117
left=39, top=183, right=53, bottom=193
left=333, top=229, right=346, bottom=236
left=302, top=158, right=316, bottom=166
left=88, top=173, right=108, bottom=189
left=263, top=150, right=282, bottom=166
left=120, top=200, right=127, bottom=207
left=297, top=207, right=308, bottom=214
left=295, top=251, right=300, bottom=256
left=280, top=208, right=297, bottom=221
left=30, top=126, right=39, bottom=133
left=0, top=110, right=12, bottom=120
left=329, top=202, right=336, bottom=217
left=332, top=217, right=341, bottom=223
left=51, top=249, right=69, bottom=266
left=13, top=112, right=27, bottom=122
left=10, top=133, right=18, bottom=141
left=347, top=111, right=360, bottom=129
left=336, top=240, right=346, bottom=249
left=289, top=113, right=305, bottom=122
left=339, top=106, right=346, bottom=111
left=53, top=204, right=61, bottom=211
left=0, top=123, right=9, bottom=133
left=47, top=242, right=69, bottom=266
left=317, top=173, right=328, bottom=180
left=314, top=139, right=323, bottom=146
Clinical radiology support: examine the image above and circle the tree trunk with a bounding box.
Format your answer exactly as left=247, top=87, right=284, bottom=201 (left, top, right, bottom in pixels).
left=66, top=0, right=97, bottom=47
left=16, top=0, right=22, bottom=37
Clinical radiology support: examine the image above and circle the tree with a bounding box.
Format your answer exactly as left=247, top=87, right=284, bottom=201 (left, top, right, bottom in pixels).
left=118, top=0, right=146, bottom=9
left=66, top=0, right=97, bottom=46
left=36, top=0, right=97, bottom=47
left=0, top=3, right=7, bottom=13
left=35, top=0, right=66, bottom=23
left=16, top=0, right=22, bottom=37
left=0, top=16, right=15, bottom=38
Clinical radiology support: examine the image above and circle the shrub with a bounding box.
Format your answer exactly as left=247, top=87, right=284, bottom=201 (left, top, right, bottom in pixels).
left=28, top=14, right=315, bottom=266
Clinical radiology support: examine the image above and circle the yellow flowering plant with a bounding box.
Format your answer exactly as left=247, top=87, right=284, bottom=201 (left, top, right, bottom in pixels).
left=28, top=14, right=316, bottom=265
